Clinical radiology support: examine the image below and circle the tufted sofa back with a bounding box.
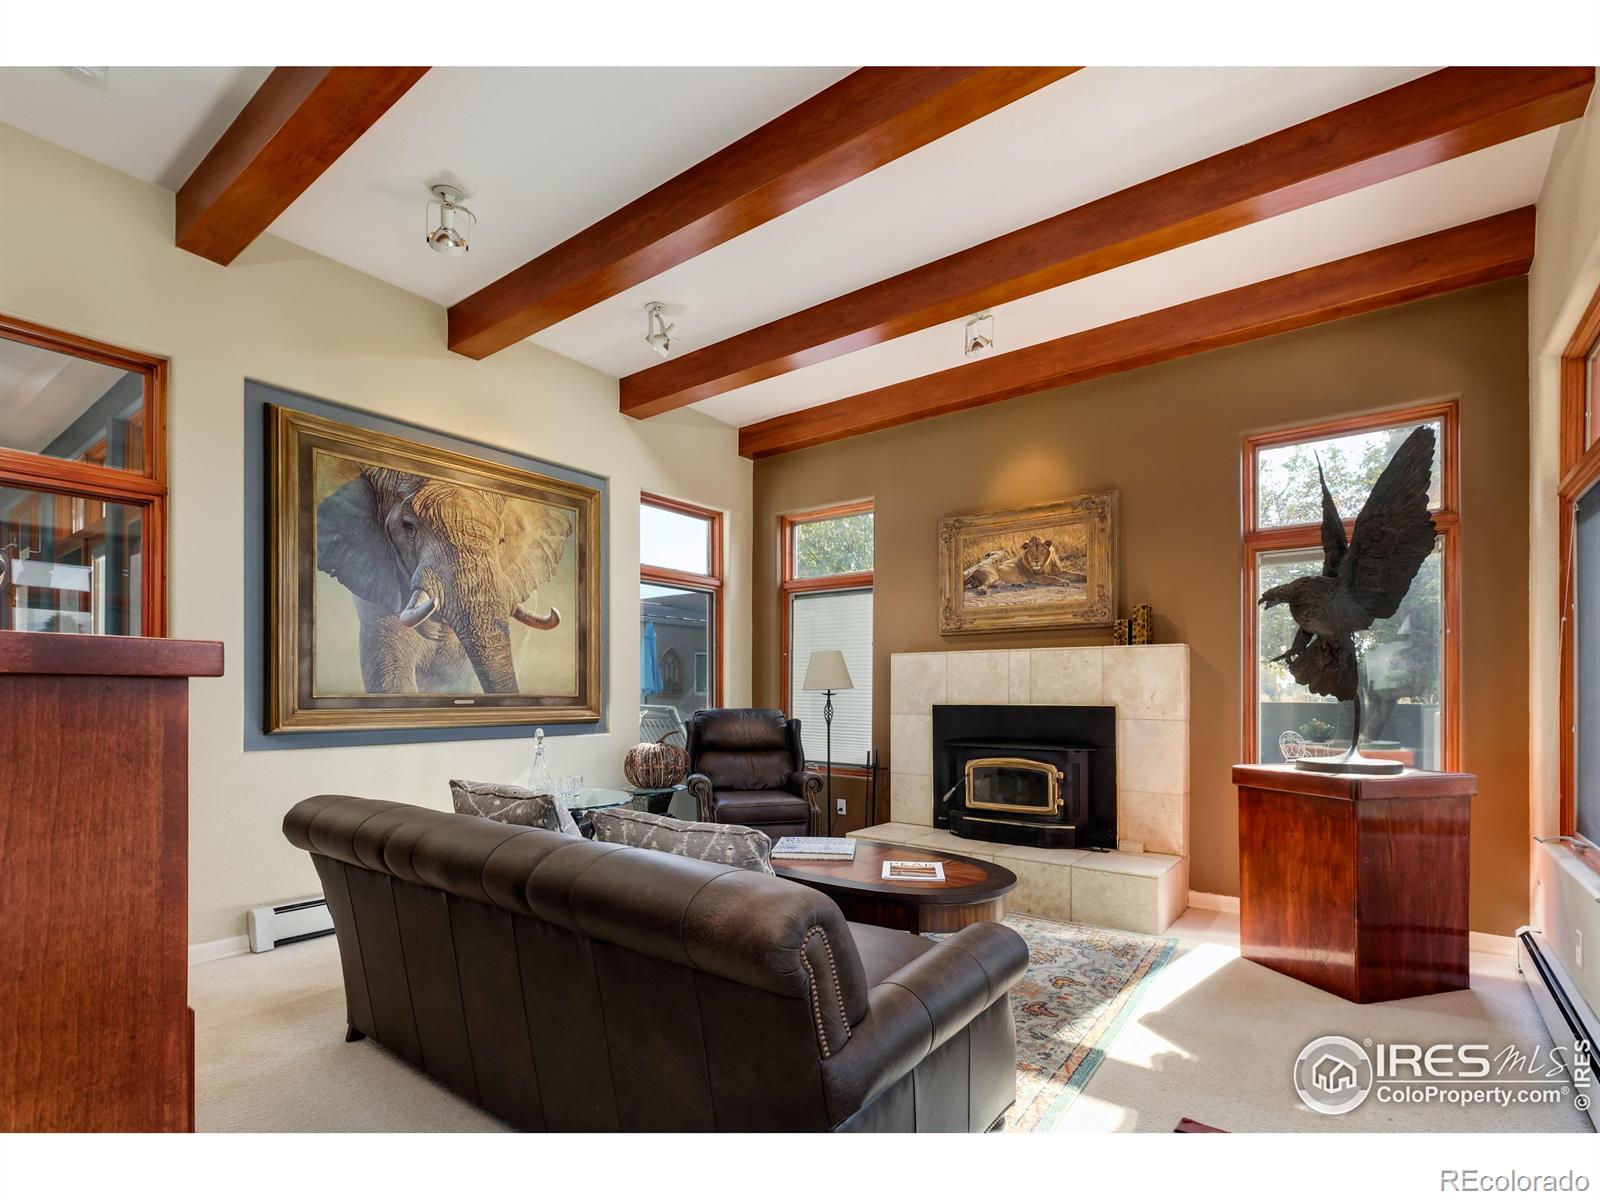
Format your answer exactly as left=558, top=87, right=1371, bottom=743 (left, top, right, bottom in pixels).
left=282, top=795, right=872, bottom=1131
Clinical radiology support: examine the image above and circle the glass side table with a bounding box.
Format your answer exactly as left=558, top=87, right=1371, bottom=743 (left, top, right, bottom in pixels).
left=565, top=788, right=631, bottom=838
left=564, top=786, right=692, bottom=837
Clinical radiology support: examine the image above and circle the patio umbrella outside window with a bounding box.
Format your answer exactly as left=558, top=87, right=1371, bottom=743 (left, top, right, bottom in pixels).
left=640, top=621, right=663, bottom=699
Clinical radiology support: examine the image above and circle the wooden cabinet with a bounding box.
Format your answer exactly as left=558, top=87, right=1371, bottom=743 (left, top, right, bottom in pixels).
left=0, top=631, right=223, bottom=1131
left=1233, top=763, right=1476, bottom=1004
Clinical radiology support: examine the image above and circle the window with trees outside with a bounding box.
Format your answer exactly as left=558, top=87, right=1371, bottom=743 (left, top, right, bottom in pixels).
left=640, top=495, right=722, bottom=737
left=782, top=502, right=873, bottom=767
left=0, top=314, right=167, bottom=637
left=1243, top=402, right=1459, bottom=771
left=1560, top=283, right=1600, bottom=862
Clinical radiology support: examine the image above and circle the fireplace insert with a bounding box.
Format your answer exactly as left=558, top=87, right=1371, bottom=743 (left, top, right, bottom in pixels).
left=933, top=705, right=1116, bottom=849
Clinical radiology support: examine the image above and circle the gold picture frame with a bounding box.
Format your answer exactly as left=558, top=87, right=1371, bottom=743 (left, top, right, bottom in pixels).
left=268, top=406, right=603, bottom=731
left=938, top=490, right=1118, bottom=634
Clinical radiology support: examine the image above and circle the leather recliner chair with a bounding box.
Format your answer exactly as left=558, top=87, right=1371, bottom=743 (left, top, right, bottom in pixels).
left=284, top=795, right=1029, bottom=1132
left=684, top=707, right=821, bottom=840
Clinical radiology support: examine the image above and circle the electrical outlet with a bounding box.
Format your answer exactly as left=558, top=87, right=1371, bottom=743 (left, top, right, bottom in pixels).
left=836, top=798, right=847, bottom=815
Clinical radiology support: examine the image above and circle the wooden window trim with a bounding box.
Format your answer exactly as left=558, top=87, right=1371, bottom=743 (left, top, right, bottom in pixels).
left=1241, top=400, right=1461, bottom=773
left=0, top=313, right=168, bottom=636
left=640, top=492, right=723, bottom=707
left=779, top=502, right=875, bottom=761
left=1558, top=282, right=1600, bottom=863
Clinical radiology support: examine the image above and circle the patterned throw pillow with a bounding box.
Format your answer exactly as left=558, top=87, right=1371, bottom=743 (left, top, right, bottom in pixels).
left=589, top=807, right=774, bottom=875
left=449, top=779, right=581, bottom=836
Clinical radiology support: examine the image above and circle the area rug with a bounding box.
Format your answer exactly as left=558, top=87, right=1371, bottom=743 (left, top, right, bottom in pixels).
left=939, top=913, right=1175, bottom=1133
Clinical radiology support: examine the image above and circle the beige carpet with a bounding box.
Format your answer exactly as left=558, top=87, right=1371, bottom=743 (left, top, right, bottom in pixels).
left=192, top=936, right=505, bottom=1132
left=188, top=908, right=1590, bottom=1133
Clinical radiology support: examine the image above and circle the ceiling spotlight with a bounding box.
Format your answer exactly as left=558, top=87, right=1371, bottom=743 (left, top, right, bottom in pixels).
left=644, top=302, right=677, bottom=359
left=425, top=184, right=475, bottom=256
left=964, top=312, right=995, bottom=358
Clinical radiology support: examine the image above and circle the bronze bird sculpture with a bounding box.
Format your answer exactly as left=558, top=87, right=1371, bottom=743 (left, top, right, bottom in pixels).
left=1259, top=425, right=1437, bottom=774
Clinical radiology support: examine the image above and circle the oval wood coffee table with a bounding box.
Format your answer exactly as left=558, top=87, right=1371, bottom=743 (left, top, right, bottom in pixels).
left=772, top=840, right=1016, bottom=934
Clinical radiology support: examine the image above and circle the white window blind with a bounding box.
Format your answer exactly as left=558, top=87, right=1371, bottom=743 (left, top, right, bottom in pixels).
left=789, top=588, right=873, bottom=767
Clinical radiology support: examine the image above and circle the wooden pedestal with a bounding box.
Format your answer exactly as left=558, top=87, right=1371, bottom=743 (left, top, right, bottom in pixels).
left=0, top=632, right=223, bottom=1131
left=1233, top=763, right=1476, bottom=1004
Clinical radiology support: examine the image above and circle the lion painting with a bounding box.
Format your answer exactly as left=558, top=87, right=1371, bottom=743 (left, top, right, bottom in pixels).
left=963, top=535, right=1075, bottom=595
left=939, top=491, right=1118, bottom=633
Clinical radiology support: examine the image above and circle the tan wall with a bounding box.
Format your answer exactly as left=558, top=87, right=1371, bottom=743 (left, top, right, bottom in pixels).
left=1528, top=89, right=1600, bottom=1010
left=1530, top=92, right=1600, bottom=841
left=0, top=123, right=754, bottom=947
left=754, top=279, right=1532, bottom=934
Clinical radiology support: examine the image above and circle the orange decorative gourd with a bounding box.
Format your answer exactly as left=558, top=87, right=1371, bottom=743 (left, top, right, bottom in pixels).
left=624, top=733, right=689, bottom=789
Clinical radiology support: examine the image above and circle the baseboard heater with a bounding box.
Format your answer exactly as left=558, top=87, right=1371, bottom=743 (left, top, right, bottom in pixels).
left=248, top=895, right=334, bottom=953
left=1515, top=926, right=1598, bottom=1132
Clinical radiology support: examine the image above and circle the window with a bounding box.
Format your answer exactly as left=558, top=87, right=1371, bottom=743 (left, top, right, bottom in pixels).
left=1560, top=283, right=1600, bottom=858
left=1572, top=487, right=1600, bottom=849
left=0, top=315, right=166, bottom=636
left=792, top=509, right=873, bottom=578
left=640, top=495, right=722, bottom=730
left=781, top=502, right=874, bottom=766
left=1243, top=403, right=1459, bottom=770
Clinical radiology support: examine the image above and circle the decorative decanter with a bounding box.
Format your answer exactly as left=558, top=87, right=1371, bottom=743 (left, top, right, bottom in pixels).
left=526, top=727, right=555, bottom=797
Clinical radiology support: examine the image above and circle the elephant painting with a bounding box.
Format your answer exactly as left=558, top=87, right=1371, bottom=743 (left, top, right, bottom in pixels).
left=316, top=466, right=575, bottom=696
left=269, top=403, right=602, bottom=732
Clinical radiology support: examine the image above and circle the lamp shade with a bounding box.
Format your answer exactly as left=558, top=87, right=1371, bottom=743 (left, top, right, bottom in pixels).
left=802, top=649, right=854, bottom=692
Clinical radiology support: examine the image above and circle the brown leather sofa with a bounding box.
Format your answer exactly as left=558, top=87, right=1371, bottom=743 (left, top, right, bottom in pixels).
left=284, top=795, right=1028, bottom=1132
left=684, top=707, right=821, bottom=839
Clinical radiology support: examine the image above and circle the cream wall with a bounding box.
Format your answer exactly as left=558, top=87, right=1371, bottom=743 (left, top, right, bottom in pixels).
left=1527, top=85, right=1600, bottom=1011
left=0, top=123, right=754, bottom=947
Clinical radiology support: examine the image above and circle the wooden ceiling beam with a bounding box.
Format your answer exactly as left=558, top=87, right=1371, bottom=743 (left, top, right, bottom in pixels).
left=630, top=66, right=1592, bottom=419
left=737, top=208, right=1535, bottom=459
left=446, top=67, right=1077, bottom=359
left=176, top=67, right=429, bottom=266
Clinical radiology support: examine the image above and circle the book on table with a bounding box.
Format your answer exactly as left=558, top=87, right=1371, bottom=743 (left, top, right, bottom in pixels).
left=771, top=836, right=857, bottom=861
left=882, top=860, right=945, bottom=883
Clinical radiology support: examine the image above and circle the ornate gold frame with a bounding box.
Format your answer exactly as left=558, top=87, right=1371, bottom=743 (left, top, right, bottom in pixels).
left=268, top=406, right=604, bottom=731
left=938, top=490, right=1118, bottom=634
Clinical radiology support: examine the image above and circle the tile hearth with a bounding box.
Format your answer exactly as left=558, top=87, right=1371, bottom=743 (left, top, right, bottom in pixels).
left=880, top=646, right=1192, bottom=934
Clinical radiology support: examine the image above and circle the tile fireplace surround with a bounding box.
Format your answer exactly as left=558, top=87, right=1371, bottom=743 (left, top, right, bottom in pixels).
left=857, top=646, right=1191, bottom=935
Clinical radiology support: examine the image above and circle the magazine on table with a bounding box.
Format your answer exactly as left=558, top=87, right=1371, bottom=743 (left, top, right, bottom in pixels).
left=770, top=836, right=857, bottom=861
left=881, top=860, right=945, bottom=883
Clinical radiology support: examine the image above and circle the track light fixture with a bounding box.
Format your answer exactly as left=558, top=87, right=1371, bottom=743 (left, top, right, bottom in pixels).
left=644, top=302, right=677, bottom=359
left=964, top=312, right=995, bottom=358
left=425, top=184, right=475, bottom=256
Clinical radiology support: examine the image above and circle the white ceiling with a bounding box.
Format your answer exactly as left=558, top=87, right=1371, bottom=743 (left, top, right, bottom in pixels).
left=267, top=67, right=854, bottom=307
left=0, top=65, right=1571, bottom=436
left=0, top=66, right=269, bottom=190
